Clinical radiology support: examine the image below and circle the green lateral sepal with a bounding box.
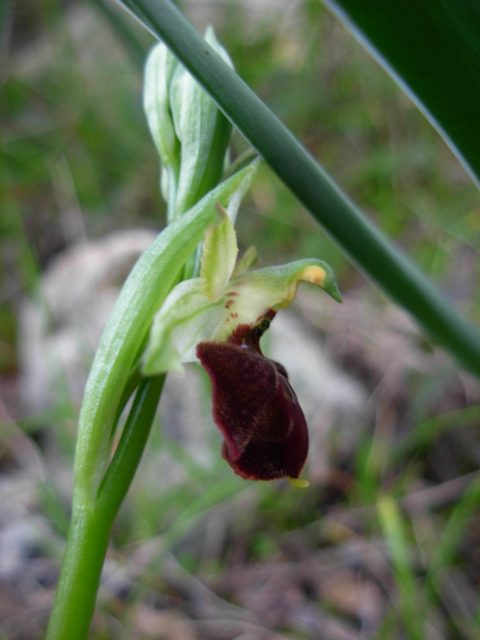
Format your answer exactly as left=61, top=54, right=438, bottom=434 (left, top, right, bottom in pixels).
left=232, top=245, right=258, bottom=276
left=201, top=205, right=238, bottom=302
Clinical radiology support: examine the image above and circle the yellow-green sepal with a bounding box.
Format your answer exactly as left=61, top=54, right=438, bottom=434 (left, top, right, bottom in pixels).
left=142, top=279, right=220, bottom=374
left=200, top=205, right=238, bottom=302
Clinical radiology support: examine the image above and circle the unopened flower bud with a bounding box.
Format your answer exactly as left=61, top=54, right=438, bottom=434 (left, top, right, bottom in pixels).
left=170, top=27, right=234, bottom=219
left=144, top=41, right=180, bottom=208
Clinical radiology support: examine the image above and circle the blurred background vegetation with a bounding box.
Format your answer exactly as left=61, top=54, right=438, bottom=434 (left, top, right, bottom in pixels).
left=1, top=1, right=480, bottom=638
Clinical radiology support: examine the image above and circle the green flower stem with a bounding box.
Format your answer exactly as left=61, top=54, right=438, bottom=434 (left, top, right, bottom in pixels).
left=46, top=376, right=164, bottom=640
left=45, top=507, right=110, bottom=640
left=119, top=0, right=480, bottom=377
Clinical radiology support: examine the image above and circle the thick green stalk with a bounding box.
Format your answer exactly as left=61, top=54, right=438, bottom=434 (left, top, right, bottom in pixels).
left=46, top=376, right=164, bottom=640
left=118, top=0, right=480, bottom=377
left=45, top=508, right=111, bottom=640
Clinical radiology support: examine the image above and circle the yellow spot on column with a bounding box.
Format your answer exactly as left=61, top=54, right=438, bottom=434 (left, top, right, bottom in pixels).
left=299, top=265, right=326, bottom=286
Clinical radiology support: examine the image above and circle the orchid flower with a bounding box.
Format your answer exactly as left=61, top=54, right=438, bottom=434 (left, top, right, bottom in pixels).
left=142, top=206, right=341, bottom=482
left=142, top=32, right=341, bottom=483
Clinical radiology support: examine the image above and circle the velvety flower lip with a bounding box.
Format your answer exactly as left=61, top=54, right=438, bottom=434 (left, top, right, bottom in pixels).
left=196, top=313, right=309, bottom=481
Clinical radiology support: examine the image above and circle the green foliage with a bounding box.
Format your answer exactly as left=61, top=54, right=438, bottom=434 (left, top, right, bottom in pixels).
left=323, top=0, right=480, bottom=187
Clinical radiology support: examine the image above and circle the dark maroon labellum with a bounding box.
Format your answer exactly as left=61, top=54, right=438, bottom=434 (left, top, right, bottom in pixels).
left=196, top=316, right=309, bottom=481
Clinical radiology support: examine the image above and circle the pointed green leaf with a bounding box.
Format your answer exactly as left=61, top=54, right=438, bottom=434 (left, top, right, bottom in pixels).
left=323, top=0, right=480, bottom=188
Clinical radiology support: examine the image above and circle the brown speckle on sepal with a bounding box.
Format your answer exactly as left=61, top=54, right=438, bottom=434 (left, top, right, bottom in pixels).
left=196, top=334, right=308, bottom=481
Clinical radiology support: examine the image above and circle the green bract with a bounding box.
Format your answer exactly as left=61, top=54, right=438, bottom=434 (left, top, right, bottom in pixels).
left=142, top=257, right=341, bottom=376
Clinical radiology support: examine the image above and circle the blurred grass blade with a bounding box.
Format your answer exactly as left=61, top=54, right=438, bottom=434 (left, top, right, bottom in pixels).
left=426, top=473, right=480, bottom=593
left=162, top=475, right=246, bottom=550
left=115, top=0, right=480, bottom=379
left=89, top=0, right=147, bottom=66
left=321, top=0, right=480, bottom=188
left=391, top=405, right=480, bottom=463
left=378, top=496, right=424, bottom=640
left=0, top=0, right=14, bottom=60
